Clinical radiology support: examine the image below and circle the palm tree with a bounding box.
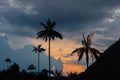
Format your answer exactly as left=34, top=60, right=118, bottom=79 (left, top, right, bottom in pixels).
left=71, top=33, right=101, bottom=68
left=32, top=44, right=45, bottom=73
left=36, top=19, right=63, bottom=77
left=28, top=64, right=36, bottom=72
left=5, top=58, right=11, bottom=69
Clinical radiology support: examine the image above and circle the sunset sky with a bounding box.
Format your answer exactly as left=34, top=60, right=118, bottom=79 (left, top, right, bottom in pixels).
left=0, top=0, right=120, bottom=74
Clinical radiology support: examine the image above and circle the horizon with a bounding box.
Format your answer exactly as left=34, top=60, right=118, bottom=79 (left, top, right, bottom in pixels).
left=0, top=0, right=120, bottom=74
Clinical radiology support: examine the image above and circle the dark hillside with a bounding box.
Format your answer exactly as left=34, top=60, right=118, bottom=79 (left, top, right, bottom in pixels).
left=80, top=39, right=120, bottom=80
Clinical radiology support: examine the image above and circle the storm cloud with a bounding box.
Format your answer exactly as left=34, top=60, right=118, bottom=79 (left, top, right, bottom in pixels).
left=0, top=0, right=120, bottom=37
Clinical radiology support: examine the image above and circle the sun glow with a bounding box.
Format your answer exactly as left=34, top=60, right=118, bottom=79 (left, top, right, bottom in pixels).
left=28, top=37, right=85, bottom=73
left=63, top=64, right=85, bottom=73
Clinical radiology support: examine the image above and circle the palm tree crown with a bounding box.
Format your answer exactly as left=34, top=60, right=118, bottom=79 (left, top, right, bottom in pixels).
left=33, top=44, right=45, bottom=53
left=5, top=58, right=11, bottom=63
left=28, top=64, right=36, bottom=71
left=36, top=19, right=63, bottom=41
left=71, top=33, right=101, bottom=68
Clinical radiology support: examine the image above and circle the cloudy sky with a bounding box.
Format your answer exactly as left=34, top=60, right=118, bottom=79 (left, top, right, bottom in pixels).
left=0, top=0, right=120, bottom=74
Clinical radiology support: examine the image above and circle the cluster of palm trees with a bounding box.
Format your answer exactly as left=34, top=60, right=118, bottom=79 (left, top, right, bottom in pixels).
left=33, top=19, right=101, bottom=77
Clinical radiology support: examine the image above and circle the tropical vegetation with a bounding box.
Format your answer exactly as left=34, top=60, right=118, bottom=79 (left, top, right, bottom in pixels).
left=71, top=33, right=101, bottom=68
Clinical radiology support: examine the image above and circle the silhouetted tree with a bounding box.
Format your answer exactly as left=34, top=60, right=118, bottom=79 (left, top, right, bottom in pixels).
left=6, top=63, right=20, bottom=80
left=8, top=63, right=20, bottom=73
left=67, top=72, right=78, bottom=80
left=28, top=64, right=36, bottom=73
left=5, top=58, right=11, bottom=70
left=52, top=70, right=63, bottom=80
left=36, top=19, right=63, bottom=77
left=39, top=69, right=49, bottom=79
left=20, top=69, right=28, bottom=80
left=32, top=44, right=45, bottom=74
left=71, top=33, right=101, bottom=68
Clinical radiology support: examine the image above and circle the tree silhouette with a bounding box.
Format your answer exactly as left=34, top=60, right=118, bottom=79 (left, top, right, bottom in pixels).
left=5, top=58, right=11, bottom=70
left=8, top=63, right=20, bottom=73
left=71, top=33, right=101, bottom=68
left=36, top=19, right=63, bottom=77
left=32, top=44, right=45, bottom=73
left=52, top=70, right=63, bottom=80
left=28, top=64, right=36, bottom=72
left=3, top=63, right=20, bottom=80
left=67, top=72, right=78, bottom=80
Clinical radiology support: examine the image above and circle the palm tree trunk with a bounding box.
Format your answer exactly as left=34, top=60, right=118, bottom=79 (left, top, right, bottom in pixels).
left=86, top=47, right=89, bottom=68
left=38, top=53, right=40, bottom=74
left=48, top=37, right=51, bottom=78
left=7, top=62, right=8, bottom=70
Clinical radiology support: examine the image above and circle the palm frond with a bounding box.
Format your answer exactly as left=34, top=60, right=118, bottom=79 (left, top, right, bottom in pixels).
left=89, top=49, right=95, bottom=62
left=90, top=48, right=100, bottom=60
left=38, top=45, right=41, bottom=48
left=36, top=30, right=48, bottom=41
left=87, top=34, right=91, bottom=46
left=82, top=33, right=87, bottom=46
left=47, top=19, right=51, bottom=26
left=40, top=22, right=47, bottom=29
left=46, top=19, right=56, bottom=29
left=93, top=51, right=99, bottom=60
left=82, top=40, right=85, bottom=46
left=40, top=48, right=46, bottom=51
left=51, top=31, right=63, bottom=40
left=36, top=31, right=46, bottom=39
left=36, top=31, right=44, bottom=35
left=71, top=48, right=81, bottom=55
left=87, top=33, right=94, bottom=46
left=92, top=48, right=101, bottom=55
left=78, top=48, right=84, bottom=61
left=32, top=47, right=37, bottom=52
left=49, top=33, right=55, bottom=40
left=51, top=21, right=56, bottom=28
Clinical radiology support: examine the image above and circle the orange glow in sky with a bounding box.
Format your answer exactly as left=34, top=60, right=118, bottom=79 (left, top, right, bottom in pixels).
left=63, top=64, right=85, bottom=73
left=29, top=38, right=85, bottom=73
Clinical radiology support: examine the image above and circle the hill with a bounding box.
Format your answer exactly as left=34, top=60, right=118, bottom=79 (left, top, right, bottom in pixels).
left=80, top=39, right=120, bottom=80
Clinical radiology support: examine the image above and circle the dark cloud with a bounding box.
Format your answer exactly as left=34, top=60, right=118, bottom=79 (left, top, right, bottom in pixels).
left=0, top=0, right=120, bottom=52
left=1, top=0, right=120, bottom=37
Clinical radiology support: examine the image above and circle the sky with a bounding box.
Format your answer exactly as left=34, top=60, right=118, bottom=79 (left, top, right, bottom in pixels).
left=0, top=0, right=120, bottom=74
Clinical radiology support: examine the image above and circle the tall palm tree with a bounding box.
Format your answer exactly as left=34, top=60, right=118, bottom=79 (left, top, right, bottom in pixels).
left=36, top=19, right=63, bottom=77
left=5, top=58, right=11, bottom=69
left=71, top=33, right=101, bottom=68
left=33, top=44, right=45, bottom=73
